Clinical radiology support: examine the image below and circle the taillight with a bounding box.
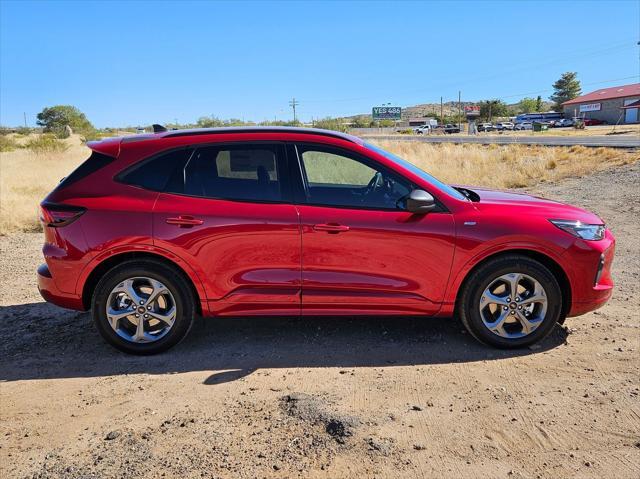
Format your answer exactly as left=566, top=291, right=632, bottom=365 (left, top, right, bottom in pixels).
left=40, top=202, right=86, bottom=227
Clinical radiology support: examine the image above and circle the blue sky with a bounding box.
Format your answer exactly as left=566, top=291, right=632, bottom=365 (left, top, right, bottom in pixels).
left=1, top=0, right=638, bottom=127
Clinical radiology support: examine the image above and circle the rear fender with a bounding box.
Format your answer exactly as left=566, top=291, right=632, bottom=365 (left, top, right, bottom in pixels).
left=76, top=243, right=208, bottom=313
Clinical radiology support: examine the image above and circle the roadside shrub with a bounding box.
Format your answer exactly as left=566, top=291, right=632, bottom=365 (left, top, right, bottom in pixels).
left=23, top=134, right=68, bottom=153
left=55, top=126, right=72, bottom=139
left=0, top=135, right=19, bottom=152
left=80, top=129, right=104, bottom=142
left=313, top=118, right=349, bottom=132
left=15, top=127, right=34, bottom=136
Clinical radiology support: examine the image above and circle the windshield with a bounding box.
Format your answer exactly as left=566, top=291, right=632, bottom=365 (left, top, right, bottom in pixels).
left=365, top=143, right=468, bottom=201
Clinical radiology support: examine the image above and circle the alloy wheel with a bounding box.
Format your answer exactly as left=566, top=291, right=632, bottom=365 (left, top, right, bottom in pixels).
left=478, top=273, right=548, bottom=339
left=105, top=277, right=176, bottom=343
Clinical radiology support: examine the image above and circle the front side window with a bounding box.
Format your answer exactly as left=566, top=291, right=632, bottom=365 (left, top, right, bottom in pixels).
left=180, top=145, right=283, bottom=202
left=298, top=145, right=411, bottom=210
left=365, top=143, right=467, bottom=201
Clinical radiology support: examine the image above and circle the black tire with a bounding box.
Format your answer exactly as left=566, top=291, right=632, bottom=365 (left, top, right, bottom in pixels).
left=457, top=255, right=562, bottom=349
left=92, top=260, right=195, bottom=355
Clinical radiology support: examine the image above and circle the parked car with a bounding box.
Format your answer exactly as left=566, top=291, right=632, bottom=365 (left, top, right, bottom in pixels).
left=495, top=122, right=514, bottom=131
left=582, top=118, right=606, bottom=126
left=477, top=123, right=496, bottom=132
left=38, top=127, right=615, bottom=354
left=433, top=124, right=461, bottom=134
left=514, top=122, right=533, bottom=130
left=554, top=119, right=574, bottom=128
left=414, top=124, right=431, bottom=134
left=443, top=124, right=461, bottom=134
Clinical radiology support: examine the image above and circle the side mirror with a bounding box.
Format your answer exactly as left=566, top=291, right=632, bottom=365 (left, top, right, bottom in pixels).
left=406, top=189, right=436, bottom=214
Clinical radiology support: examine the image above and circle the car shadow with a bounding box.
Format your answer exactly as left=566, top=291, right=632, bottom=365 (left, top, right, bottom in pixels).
left=0, top=302, right=568, bottom=385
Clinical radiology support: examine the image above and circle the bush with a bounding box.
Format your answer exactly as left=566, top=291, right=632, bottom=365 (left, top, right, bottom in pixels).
left=15, top=127, right=34, bottom=136
left=313, top=117, right=349, bottom=132
left=80, top=129, right=104, bottom=142
left=23, top=134, right=68, bottom=153
left=0, top=135, right=19, bottom=152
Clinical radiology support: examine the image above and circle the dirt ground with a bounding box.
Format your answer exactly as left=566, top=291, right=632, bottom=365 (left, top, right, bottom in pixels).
left=1, top=163, right=639, bottom=479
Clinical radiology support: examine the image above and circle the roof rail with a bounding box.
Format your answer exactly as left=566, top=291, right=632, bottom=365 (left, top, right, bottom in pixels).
left=162, top=126, right=360, bottom=143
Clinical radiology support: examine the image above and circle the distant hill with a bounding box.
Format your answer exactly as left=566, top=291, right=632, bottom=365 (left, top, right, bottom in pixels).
left=347, top=99, right=555, bottom=121
left=401, top=101, right=475, bottom=120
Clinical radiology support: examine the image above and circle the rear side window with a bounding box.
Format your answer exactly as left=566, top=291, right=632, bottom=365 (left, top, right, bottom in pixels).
left=118, top=149, right=193, bottom=191
left=177, top=145, right=284, bottom=202
left=57, top=151, right=116, bottom=189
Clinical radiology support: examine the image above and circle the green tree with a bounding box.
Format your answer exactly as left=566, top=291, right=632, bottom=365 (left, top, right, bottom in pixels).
left=549, top=72, right=581, bottom=112
left=518, top=97, right=538, bottom=113
left=535, top=95, right=543, bottom=112
left=479, top=100, right=509, bottom=121
left=36, top=105, right=93, bottom=137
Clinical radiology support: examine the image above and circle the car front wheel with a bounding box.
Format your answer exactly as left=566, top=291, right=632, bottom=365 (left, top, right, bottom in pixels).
left=92, top=260, right=195, bottom=355
left=457, top=255, right=562, bottom=348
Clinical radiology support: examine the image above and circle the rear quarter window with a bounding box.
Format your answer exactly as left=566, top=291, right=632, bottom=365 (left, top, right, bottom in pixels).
left=56, top=151, right=116, bottom=189
left=118, top=148, right=194, bottom=192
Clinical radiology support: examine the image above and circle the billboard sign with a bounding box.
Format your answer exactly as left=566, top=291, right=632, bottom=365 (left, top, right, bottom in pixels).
left=464, top=105, right=481, bottom=117
left=372, top=106, right=402, bottom=120
left=579, top=103, right=601, bottom=112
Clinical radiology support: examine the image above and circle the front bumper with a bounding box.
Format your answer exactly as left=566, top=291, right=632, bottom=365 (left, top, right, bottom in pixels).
left=37, top=264, right=85, bottom=310
left=565, top=230, right=615, bottom=317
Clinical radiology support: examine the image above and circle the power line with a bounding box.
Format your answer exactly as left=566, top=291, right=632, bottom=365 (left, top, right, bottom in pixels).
left=299, top=40, right=638, bottom=106
left=496, top=75, right=640, bottom=102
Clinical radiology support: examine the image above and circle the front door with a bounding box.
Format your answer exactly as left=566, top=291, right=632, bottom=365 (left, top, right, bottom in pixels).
left=293, top=143, right=456, bottom=315
left=153, top=143, right=302, bottom=316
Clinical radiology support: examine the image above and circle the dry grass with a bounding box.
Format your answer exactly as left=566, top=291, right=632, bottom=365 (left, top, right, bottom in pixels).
left=1, top=136, right=90, bottom=233
left=1, top=135, right=638, bottom=234
left=372, top=140, right=639, bottom=189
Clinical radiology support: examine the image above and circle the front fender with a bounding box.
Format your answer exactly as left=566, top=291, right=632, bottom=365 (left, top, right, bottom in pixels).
left=442, top=237, right=572, bottom=310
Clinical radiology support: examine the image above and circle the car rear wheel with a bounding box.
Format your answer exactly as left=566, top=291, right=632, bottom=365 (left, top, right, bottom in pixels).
left=457, top=255, right=562, bottom=348
left=92, top=260, right=195, bottom=355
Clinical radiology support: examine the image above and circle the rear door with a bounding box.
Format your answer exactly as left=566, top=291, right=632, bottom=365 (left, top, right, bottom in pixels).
left=291, top=143, right=456, bottom=315
left=151, top=143, right=302, bottom=316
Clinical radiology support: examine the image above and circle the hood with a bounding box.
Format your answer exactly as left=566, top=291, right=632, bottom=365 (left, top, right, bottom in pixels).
left=460, top=186, right=604, bottom=225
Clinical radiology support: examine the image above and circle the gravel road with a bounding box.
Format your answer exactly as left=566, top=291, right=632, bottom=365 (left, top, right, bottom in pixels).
left=1, top=163, right=639, bottom=479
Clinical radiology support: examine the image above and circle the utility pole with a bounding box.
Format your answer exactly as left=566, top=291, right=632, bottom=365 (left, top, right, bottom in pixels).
left=440, top=96, right=443, bottom=125
left=458, top=91, right=461, bottom=130
left=289, top=98, right=299, bottom=123
left=23, top=112, right=27, bottom=128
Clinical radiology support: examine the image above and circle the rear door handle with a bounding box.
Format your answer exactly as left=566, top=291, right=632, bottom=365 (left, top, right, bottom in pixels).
left=165, top=215, right=204, bottom=227
left=313, top=223, right=350, bottom=233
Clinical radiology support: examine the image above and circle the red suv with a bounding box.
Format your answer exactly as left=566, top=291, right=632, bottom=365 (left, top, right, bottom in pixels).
left=38, top=127, right=615, bottom=354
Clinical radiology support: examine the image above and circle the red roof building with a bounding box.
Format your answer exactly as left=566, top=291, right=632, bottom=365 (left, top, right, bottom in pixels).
left=562, top=82, right=639, bottom=124
left=563, top=83, right=640, bottom=105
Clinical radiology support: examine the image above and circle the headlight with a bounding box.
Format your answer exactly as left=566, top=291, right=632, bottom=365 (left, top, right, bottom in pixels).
left=549, top=219, right=605, bottom=240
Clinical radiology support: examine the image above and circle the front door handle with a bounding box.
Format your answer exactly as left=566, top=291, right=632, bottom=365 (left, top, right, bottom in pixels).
left=166, top=215, right=204, bottom=227
left=313, top=223, right=350, bottom=233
